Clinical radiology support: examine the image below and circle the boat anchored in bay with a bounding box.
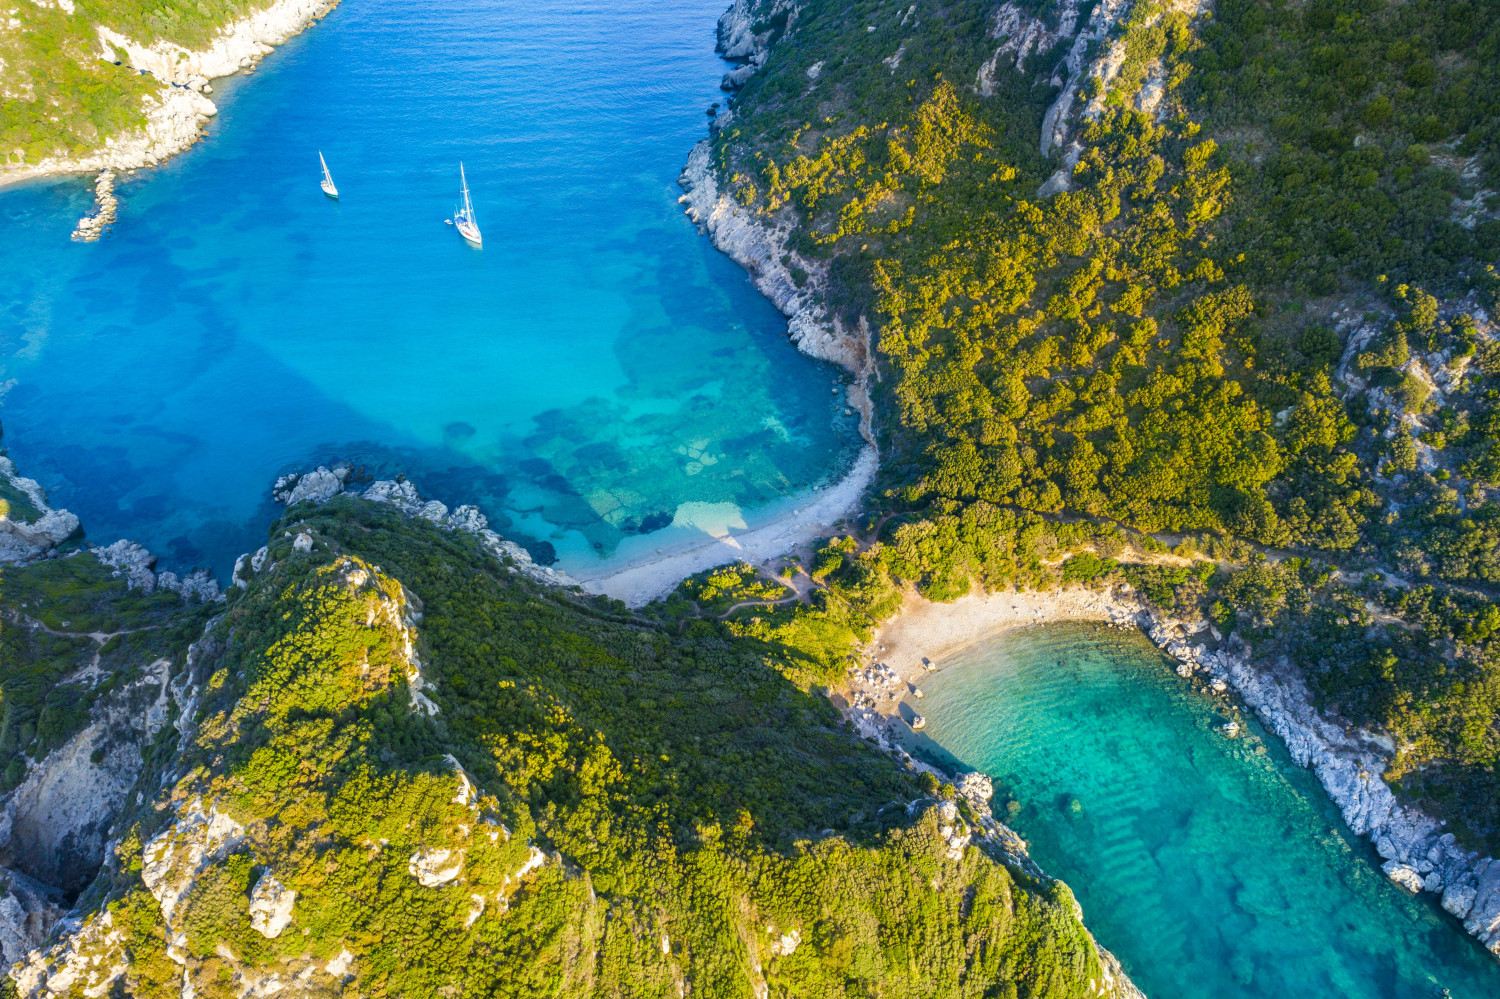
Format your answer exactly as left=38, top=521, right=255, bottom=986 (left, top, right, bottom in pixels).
left=319, top=151, right=338, bottom=199
left=449, top=163, right=482, bottom=246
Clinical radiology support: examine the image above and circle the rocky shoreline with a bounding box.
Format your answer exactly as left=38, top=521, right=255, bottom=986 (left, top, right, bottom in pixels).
left=2, top=0, right=341, bottom=222
left=840, top=580, right=1500, bottom=961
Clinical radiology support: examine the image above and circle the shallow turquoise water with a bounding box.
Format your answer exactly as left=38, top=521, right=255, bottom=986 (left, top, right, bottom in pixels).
left=909, top=624, right=1500, bottom=999
left=0, top=0, right=857, bottom=575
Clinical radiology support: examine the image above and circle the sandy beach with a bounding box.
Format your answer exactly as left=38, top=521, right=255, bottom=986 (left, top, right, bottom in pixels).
left=840, top=584, right=1150, bottom=741
left=573, top=444, right=878, bottom=606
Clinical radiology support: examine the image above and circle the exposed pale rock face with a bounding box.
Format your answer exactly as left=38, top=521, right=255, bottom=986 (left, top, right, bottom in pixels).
left=979, top=0, right=1083, bottom=95
left=1190, top=638, right=1500, bottom=957
left=1444, top=883, right=1479, bottom=919
left=0, top=657, right=176, bottom=894
left=956, top=772, right=993, bottom=811
left=12, top=908, right=128, bottom=999
left=935, top=801, right=972, bottom=861
left=91, top=539, right=158, bottom=590
left=325, top=948, right=355, bottom=979
left=0, top=868, right=64, bottom=967
left=362, top=478, right=423, bottom=509
left=1039, top=0, right=1132, bottom=155
left=511, top=845, right=547, bottom=883
left=678, top=140, right=875, bottom=420
left=408, top=847, right=464, bottom=887
left=768, top=927, right=800, bottom=956
left=93, top=0, right=336, bottom=87
left=722, top=62, right=759, bottom=89
left=1466, top=861, right=1500, bottom=954
left=716, top=0, right=799, bottom=61
left=3, top=87, right=216, bottom=185
left=140, top=799, right=247, bottom=923
left=247, top=873, right=295, bottom=938
left=70, top=170, right=117, bottom=242
left=92, top=540, right=223, bottom=602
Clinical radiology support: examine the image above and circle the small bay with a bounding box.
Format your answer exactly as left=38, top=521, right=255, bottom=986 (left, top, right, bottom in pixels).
left=0, top=0, right=858, bottom=575
left=908, top=623, right=1500, bottom=999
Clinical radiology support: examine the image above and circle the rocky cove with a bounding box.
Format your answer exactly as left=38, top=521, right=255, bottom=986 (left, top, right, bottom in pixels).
left=839, top=577, right=1500, bottom=967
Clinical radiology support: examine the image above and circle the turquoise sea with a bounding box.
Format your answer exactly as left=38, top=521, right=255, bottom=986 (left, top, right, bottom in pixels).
left=0, top=0, right=859, bottom=576
left=909, top=624, right=1500, bottom=999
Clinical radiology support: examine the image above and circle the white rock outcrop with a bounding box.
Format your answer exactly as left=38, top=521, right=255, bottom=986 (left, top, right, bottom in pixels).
left=70, top=170, right=118, bottom=241
left=768, top=927, right=800, bottom=956
left=325, top=948, right=355, bottom=979
left=0, top=458, right=80, bottom=565
left=94, top=0, right=335, bottom=86
left=272, top=463, right=350, bottom=505
left=0, top=657, right=176, bottom=892
left=12, top=908, right=128, bottom=999
left=247, top=872, right=295, bottom=938
left=716, top=0, right=799, bottom=61
left=92, top=539, right=224, bottom=601
left=1039, top=0, right=1132, bottom=156
left=140, top=798, right=247, bottom=923
left=408, top=847, right=464, bottom=887
left=979, top=0, right=1084, bottom=96
left=1382, top=860, right=1425, bottom=894
left=679, top=141, right=869, bottom=381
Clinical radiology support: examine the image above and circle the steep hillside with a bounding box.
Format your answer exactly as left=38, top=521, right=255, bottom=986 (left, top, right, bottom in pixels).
left=1, top=469, right=1137, bottom=997
left=702, top=0, right=1500, bottom=853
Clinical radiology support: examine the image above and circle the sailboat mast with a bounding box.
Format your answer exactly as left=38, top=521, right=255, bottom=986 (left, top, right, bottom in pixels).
left=460, top=162, right=474, bottom=220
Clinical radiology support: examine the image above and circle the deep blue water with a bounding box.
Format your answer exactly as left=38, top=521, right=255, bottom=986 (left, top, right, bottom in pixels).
left=909, top=624, right=1500, bottom=999
left=0, top=0, right=858, bottom=576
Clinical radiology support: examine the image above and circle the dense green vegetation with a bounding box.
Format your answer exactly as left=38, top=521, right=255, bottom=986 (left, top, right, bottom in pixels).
left=58, top=498, right=1114, bottom=997
left=713, top=0, right=1500, bottom=844
left=0, top=0, right=264, bottom=165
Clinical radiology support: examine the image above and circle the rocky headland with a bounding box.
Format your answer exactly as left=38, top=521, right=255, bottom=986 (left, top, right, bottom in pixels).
left=0, top=455, right=577, bottom=980
left=2, top=0, right=342, bottom=235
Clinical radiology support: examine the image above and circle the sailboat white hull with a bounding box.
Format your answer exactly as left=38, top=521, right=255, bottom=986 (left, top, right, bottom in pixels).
left=454, top=162, right=481, bottom=244
left=318, top=151, right=338, bottom=199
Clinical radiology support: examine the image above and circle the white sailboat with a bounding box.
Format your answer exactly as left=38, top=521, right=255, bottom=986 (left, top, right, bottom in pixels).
left=452, top=162, right=481, bottom=245
left=319, top=151, right=338, bottom=199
